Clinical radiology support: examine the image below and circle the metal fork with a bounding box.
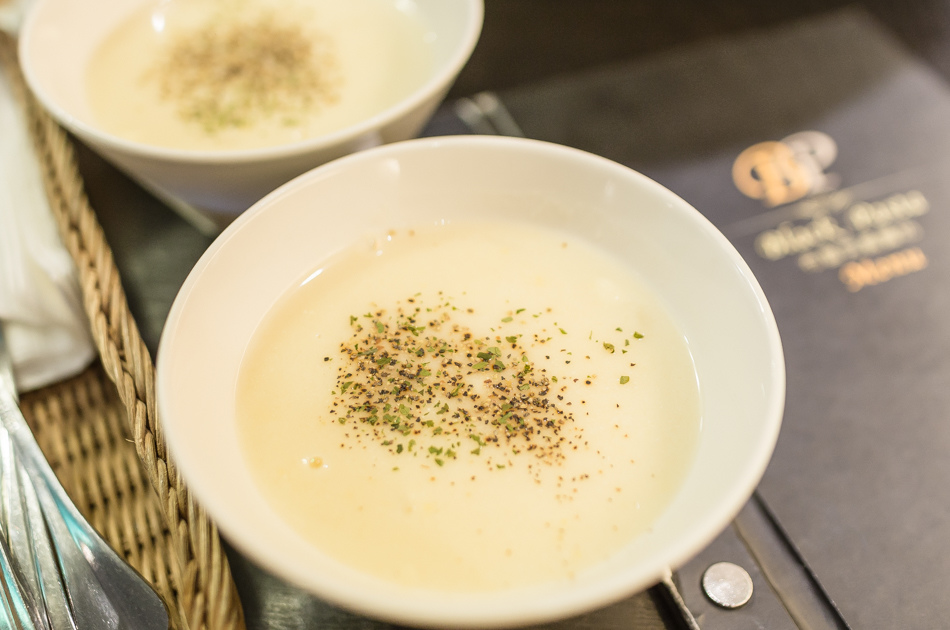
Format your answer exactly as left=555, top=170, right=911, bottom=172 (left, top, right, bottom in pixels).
left=0, top=347, right=67, bottom=629
left=0, top=410, right=72, bottom=629
left=0, top=324, right=169, bottom=629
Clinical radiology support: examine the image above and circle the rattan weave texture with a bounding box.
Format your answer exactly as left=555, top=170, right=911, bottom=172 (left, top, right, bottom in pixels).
left=1, top=31, right=246, bottom=630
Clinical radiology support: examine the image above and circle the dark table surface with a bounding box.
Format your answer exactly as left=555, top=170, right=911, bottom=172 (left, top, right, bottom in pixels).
left=448, top=0, right=950, bottom=100
left=76, top=1, right=950, bottom=628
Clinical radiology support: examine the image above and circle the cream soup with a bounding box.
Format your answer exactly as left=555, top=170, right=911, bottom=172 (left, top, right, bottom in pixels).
left=236, top=222, right=701, bottom=591
left=86, top=0, right=433, bottom=151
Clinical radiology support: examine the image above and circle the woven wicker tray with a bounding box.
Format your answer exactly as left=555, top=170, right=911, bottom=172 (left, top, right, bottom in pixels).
left=1, top=32, right=245, bottom=630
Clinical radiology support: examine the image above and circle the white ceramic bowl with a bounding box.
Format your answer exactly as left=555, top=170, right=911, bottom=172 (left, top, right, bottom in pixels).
left=157, top=136, right=785, bottom=628
left=19, top=0, right=482, bottom=224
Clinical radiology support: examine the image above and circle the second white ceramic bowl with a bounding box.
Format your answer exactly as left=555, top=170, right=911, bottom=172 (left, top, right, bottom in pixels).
left=19, top=0, right=483, bottom=224
left=157, top=136, right=785, bottom=628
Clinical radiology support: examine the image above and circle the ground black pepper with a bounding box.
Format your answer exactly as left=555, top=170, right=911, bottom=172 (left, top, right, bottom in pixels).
left=149, top=9, right=341, bottom=133
left=327, top=293, right=578, bottom=471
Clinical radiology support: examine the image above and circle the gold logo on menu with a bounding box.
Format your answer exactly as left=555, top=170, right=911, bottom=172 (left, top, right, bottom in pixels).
left=732, top=131, right=930, bottom=292
left=733, top=131, right=839, bottom=207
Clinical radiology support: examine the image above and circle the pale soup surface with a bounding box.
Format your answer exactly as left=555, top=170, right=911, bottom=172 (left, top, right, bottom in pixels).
left=236, top=222, right=701, bottom=591
left=86, top=0, right=433, bottom=151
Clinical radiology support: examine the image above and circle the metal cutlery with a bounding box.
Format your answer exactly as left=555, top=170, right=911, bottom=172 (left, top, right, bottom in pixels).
left=0, top=325, right=169, bottom=629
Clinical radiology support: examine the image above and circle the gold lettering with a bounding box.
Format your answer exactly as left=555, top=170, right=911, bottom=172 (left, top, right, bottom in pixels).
left=755, top=216, right=846, bottom=261
left=796, top=220, right=923, bottom=273
left=756, top=230, right=789, bottom=260
left=846, top=190, right=929, bottom=230
left=838, top=247, right=927, bottom=292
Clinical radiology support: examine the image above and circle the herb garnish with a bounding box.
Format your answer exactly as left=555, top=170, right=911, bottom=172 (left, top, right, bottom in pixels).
left=148, top=9, right=342, bottom=133
left=325, top=285, right=647, bottom=474
left=328, top=293, right=574, bottom=469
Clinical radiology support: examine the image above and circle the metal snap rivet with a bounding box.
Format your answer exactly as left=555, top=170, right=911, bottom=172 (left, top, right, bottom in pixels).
left=702, top=561, right=753, bottom=609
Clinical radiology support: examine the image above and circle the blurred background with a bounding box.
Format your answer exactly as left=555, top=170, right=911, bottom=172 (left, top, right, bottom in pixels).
left=450, top=0, right=950, bottom=97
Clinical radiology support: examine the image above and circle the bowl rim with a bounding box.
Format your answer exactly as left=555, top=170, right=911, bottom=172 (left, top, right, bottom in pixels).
left=18, top=0, right=484, bottom=165
left=156, top=135, right=785, bottom=628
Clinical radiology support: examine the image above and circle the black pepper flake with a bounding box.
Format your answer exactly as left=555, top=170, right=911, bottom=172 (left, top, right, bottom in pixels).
left=149, top=9, right=343, bottom=133
left=328, top=291, right=578, bottom=470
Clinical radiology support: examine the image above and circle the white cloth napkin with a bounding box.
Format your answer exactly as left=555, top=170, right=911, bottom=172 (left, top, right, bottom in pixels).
left=0, top=8, right=96, bottom=393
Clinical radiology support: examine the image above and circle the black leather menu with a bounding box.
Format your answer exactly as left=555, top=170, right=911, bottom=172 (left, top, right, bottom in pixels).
left=492, top=9, right=950, bottom=628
